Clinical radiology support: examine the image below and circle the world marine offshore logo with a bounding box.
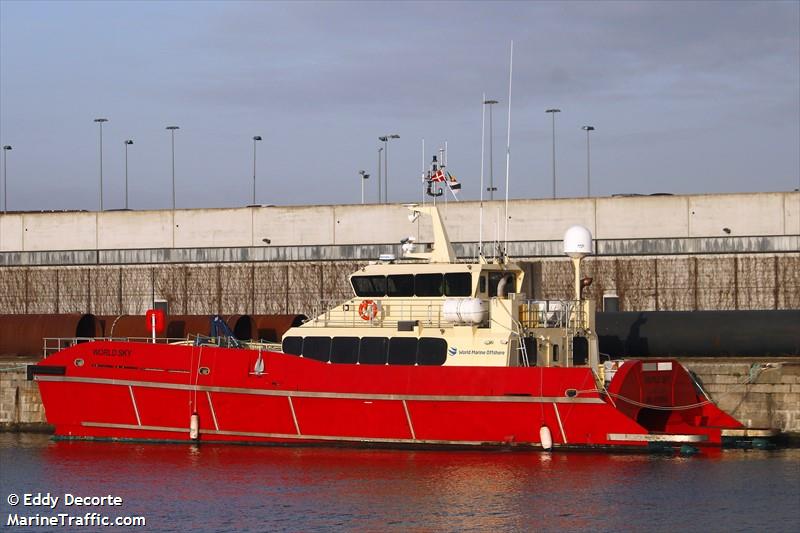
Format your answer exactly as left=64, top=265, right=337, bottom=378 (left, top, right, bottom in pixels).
left=448, top=347, right=507, bottom=357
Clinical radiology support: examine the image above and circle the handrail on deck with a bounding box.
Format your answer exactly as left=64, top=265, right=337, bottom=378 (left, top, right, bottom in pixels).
left=42, top=336, right=202, bottom=358
left=308, top=298, right=450, bottom=328
left=518, top=299, right=586, bottom=330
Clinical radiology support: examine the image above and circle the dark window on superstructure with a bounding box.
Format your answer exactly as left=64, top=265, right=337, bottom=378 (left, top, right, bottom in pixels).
left=444, top=273, right=472, bottom=296
left=572, top=337, right=588, bottom=366
left=415, top=273, right=444, bottom=297
left=352, top=275, right=386, bottom=297
left=359, top=337, right=388, bottom=365
left=302, top=336, right=331, bottom=362
left=282, top=336, right=302, bottom=356
left=331, top=337, right=359, bottom=364
left=522, top=336, right=538, bottom=366
left=387, top=274, right=414, bottom=297
left=479, top=276, right=487, bottom=294
left=552, top=344, right=559, bottom=362
left=417, top=337, right=447, bottom=366
left=388, top=337, right=417, bottom=365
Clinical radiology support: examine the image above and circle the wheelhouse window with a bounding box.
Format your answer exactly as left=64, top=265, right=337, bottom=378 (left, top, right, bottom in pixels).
left=289, top=336, right=448, bottom=367
left=417, top=337, right=447, bottom=366
left=359, top=337, right=388, bottom=365
left=414, top=273, right=443, bottom=297
left=330, top=337, right=359, bottom=364
left=282, top=336, right=302, bottom=356
left=444, top=272, right=472, bottom=296
left=302, top=336, right=331, bottom=363
left=352, top=275, right=386, bottom=297
left=387, top=274, right=414, bottom=297
left=388, top=337, right=417, bottom=365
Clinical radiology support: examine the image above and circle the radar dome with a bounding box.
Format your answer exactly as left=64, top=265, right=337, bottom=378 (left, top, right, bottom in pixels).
left=563, top=225, right=593, bottom=259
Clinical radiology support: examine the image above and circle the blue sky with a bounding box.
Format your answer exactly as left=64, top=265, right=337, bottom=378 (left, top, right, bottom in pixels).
left=1, top=0, right=798, bottom=211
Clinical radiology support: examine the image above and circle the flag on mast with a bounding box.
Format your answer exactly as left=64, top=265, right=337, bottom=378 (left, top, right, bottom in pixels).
left=447, top=172, right=461, bottom=190
left=431, top=169, right=446, bottom=182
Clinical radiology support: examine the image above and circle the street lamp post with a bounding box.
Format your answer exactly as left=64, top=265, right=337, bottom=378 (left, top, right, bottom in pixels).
left=483, top=99, right=499, bottom=200
left=124, top=140, right=134, bottom=209
left=2, top=145, right=11, bottom=213
left=252, top=136, right=262, bottom=205
left=582, top=126, right=595, bottom=197
left=545, top=109, right=560, bottom=198
left=166, top=126, right=180, bottom=209
left=378, top=134, right=399, bottom=203
left=377, top=147, right=383, bottom=203
left=359, top=170, right=369, bottom=204
left=94, top=118, right=108, bottom=211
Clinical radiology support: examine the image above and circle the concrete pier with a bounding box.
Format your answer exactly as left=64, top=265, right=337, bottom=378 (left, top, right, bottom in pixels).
left=683, top=359, right=800, bottom=437
left=0, top=357, right=49, bottom=432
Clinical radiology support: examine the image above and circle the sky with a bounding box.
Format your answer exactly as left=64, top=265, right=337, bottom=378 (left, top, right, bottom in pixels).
left=0, top=0, right=798, bottom=212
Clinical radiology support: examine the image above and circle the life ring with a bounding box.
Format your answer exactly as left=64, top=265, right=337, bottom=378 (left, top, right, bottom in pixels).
left=358, top=299, right=379, bottom=321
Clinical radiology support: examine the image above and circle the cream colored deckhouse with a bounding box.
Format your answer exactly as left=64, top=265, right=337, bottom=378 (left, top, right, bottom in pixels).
left=281, top=205, right=600, bottom=373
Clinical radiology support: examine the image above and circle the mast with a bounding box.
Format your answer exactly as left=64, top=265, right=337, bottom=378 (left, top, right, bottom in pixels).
left=479, top=92, right=486, bottom=260
left=503, top=40, right=513, bottom=260
left=403, top=205, right=456, bottom=263
left=421, top=138, right=426, bottom=207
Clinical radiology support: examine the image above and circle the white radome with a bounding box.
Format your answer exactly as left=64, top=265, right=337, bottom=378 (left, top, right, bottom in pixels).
left=563, top=225, right=593, bottom=259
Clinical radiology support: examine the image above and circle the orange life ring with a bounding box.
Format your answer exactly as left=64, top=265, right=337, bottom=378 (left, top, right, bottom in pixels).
left=358, top=299, right=379, bottom=321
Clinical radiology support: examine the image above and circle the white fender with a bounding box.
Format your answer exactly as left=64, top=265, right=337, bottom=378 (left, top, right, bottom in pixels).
left=540, top=425, right=553, bottom=451
left=190, top=412, right=200, bottom=440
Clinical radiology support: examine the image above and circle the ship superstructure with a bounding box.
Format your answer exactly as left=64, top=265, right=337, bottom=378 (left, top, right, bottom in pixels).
left=282, top=205, right=598, bottom=374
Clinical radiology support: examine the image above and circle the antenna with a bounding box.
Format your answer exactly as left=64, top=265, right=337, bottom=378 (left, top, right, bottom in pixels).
left=495, top=208, right=501, bottom=261
left=421, top=138, right=425, bottom=207
left=503, top=40, right=513, bottom=259
left=438, top=146, right=445, bottom=208
left=479, top=92, right=486, bottom=260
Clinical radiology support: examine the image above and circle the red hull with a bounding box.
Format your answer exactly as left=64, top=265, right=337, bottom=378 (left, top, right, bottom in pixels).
left=33, top=341, right=743, bottom=450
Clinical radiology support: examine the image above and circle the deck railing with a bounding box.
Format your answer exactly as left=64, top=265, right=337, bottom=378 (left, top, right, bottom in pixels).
left=518, top=299, right=586, bottom=330
left=43, top=336, right=213, bottom=358
left=308, top=298, right=589, bottom=331
left=307, top=298, right=451, bottom=329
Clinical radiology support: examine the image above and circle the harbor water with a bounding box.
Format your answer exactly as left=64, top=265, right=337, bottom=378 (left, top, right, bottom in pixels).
left=1, top=433, right=798, bottom=532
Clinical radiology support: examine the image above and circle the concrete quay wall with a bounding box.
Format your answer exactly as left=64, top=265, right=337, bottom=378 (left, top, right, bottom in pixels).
left=0, top=359, right=49, bottom=431
left=2, top=358, right=798, bottom=438
left=683, top=359, right=800, bottom=436
left=2, top=192, right=799, bottom=253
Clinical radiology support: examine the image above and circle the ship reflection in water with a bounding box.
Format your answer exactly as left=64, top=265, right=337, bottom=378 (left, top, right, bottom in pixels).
left=1, top=434, right=798, bottom=532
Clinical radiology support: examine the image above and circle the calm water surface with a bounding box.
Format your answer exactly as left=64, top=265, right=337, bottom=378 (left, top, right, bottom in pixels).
left=1, top=433, right=798, bottom=532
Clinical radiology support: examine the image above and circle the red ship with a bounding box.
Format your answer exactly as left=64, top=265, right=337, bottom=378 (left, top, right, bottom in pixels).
left=30, top=205, right=768, bottom=451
